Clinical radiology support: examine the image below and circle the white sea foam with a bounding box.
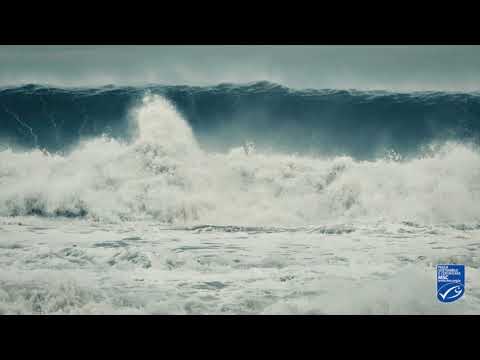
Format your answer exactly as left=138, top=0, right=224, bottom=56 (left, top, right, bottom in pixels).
left=1, top=217, right=479, bottom=314
left=1, top=95, right=480, bottom=314
left=1, top=94, right=479, bottom=226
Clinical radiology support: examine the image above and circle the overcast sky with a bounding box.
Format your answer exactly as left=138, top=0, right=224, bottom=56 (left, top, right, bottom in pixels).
left=1, top=45, right=479, bottom=91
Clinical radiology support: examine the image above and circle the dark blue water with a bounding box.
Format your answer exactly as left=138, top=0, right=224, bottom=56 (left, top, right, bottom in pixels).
left=1, top=81, right=480, bottom=159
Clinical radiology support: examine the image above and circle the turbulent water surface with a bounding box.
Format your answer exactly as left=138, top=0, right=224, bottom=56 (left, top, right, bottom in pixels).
left=1, top=83, right=480, bottom=314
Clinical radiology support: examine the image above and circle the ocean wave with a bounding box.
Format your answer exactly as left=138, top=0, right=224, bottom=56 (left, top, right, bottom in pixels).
left=1, top=82, right=480, bottom=158
left=1, top=93, right=480, bottom=225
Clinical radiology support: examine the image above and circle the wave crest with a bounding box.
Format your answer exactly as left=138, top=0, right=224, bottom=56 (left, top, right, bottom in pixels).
left=1, top=94, right=480, bottom=225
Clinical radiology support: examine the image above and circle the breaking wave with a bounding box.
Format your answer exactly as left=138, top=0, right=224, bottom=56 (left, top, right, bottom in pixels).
left=2, top=82, right=480, bottom=158
left=1, top=92, right=480, bottom=226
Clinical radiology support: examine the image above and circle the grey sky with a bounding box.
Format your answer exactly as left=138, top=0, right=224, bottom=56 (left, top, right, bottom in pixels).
left=1, top=45, right=479, bottom=91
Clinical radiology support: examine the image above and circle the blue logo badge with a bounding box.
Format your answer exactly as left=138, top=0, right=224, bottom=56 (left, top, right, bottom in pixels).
left=437, top=264, right=465, bottom=303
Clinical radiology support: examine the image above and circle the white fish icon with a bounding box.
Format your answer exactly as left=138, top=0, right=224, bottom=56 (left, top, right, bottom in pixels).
left=438, top=284, right=464, bottom=301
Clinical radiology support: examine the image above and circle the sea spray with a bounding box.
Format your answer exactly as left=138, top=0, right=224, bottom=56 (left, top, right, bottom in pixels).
left=1, top=95, right=480, bottom=226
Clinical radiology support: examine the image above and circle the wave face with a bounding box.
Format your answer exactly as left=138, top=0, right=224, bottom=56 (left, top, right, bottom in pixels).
left=1, top=92, right=480, bottom=225
left=1, top=82, right=480, bottom=158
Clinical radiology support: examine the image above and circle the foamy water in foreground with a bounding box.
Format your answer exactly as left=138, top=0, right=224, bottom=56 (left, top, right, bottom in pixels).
left=1, top=217, right=479, bottom=314
left=1, top=95, right=480, bottom=314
